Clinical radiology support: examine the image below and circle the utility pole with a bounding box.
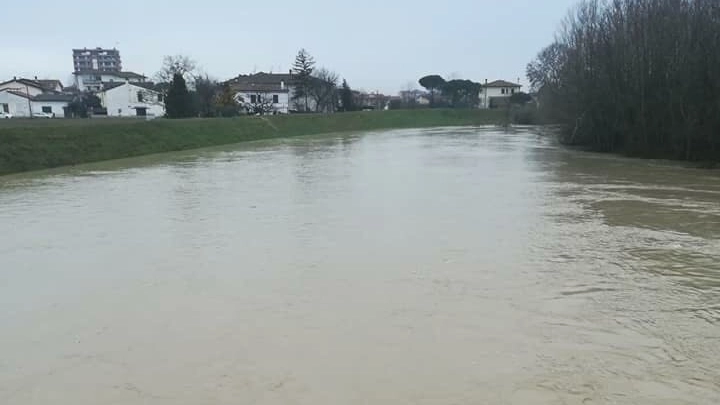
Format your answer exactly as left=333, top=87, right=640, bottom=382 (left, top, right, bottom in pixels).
left=25, top=84, right=33, bottom=118
left=484, top=79, right=488, bottom=109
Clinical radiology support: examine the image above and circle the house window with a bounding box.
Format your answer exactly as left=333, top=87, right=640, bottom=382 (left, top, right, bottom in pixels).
left=501, top=88, right=506, bottom=95
left=42, top=106, right=52, bottom=113
left=511, top=88, right=516, bottom=94
left=1, top=103, right=8, bottom=113
left=137, top=91, right=144, bottom=102
left=273, top=94, right=279, bottom=104
left=250, top=95, right=257, bottom=103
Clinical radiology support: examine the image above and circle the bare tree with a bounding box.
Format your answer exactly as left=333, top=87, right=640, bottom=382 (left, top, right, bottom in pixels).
left=236, top=93, right=277, bottom=115
left=156, top=55, right=198, bottom=85
left=194, top=75, right=220, bottom=117
left=528, top=0, right=720, bottom=160
left=310, top=68, right=339, bottom=112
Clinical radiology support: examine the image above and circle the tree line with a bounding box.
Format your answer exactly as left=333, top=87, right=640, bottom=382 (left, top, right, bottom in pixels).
left=416, top=75, right=482, bottom=108
left=528, top=0, right=720, bottom=161
left=157, top=49, right=347, bottom=118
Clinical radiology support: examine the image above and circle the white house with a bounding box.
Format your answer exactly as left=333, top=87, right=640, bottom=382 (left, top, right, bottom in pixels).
left=31, top=93, right=74, bottom=117
left=0, top=90, right=32, bottom=117
left=74, top=71, right=147, bottom=93
left=233, top=82, right=291, bottom=114
left=0, top=89, right=72, bottom=117
left=0, top=78, right=51, bottom=97
left=478, top=80, right=522, bottom=109
left=225, top=72, right=336, bottom=113
left=98, top=82, right=164, bottom=117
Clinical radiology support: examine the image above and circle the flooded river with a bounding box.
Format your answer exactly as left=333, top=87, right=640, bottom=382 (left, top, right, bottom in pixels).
left=1, top=127, right=719, bottom=404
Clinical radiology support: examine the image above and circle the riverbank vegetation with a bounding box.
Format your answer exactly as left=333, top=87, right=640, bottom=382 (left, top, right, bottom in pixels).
left=0, top=109, right=504, bottom=175
left=528, top=0, right=720, bottom=161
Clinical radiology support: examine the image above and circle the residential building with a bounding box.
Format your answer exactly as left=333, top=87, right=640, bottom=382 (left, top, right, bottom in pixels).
left=74, top=71, right=147, bottom=93
left=0, top=90, right=31, bottom=117
left=72, top=47, right=147, bottom=92
left=399, top=89, right=431, bottom=106
left=0, top=77, right=59, bottom=97
left=0, top=89, right=73, bottom=117
left=225, top=72, right=336, bottom=113
left=225, top=73, right=298, bottom=113
left=355, top=91, right=391, bottom=110
left=478, top=80, right=522, bottom=109
left=232, top=82, right=290, bottom=114
left=31, top=93, right=74, bottom=117
left=73, top=47, right=122, bottom=73
left=97, top=82, right=164, bottom=117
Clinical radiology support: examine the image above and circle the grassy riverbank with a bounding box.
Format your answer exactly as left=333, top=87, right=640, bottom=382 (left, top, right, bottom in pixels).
left=0, top=109, right=504, bottom=175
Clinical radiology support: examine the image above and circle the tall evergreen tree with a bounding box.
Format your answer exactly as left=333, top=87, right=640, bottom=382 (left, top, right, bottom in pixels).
left=340, top=79, right=355, bottom=112
left=165, top=73, right=194, bottom=118
left=291, top=48, right=315, bottom=112
left=418, top=75, right=446, bottom=107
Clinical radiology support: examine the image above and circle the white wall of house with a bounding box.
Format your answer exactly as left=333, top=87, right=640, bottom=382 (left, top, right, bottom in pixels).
left=0, top=91, right=31, bottom=117
left=31, top=101, right=68, bottom=118
left=234, top=91, right=290, bottom=114
left=0, top=81, right=45, bottom=97
left=479, top=85, right=521, bottom=108
left=99, top=83, right=165, bottom=117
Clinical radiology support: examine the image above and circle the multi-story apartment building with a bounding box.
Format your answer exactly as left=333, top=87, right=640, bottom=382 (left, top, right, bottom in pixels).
left=73, top=47, right=122, bottom=73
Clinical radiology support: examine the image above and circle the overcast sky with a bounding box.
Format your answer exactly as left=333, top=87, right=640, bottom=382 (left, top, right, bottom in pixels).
left=1, top=0, right=577, bottom=93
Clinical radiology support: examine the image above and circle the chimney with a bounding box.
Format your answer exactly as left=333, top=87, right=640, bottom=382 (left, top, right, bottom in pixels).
left=34, top=76, right=38, bottom=80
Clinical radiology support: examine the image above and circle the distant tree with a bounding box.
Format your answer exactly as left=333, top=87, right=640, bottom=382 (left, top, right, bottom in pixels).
left=165, top=73, right=194, bottom=118
left=509, top=92, right=533, bottom=105
left=388, top=98, right=403, bottom=110
left=215, top=84, right=239, bottom=116
left=156, top=55, right=198, bottom=86
left=418, top=75, right=446, bottom=107
left=399, top=82, right=419, bottom=109
left=291, top=49, right=316, bottom=112
left=441, top=79, right=481, bottom=108
left=339, top=79, right=355, bottom=111
left=84, top=94, right=102, bottom=110
left=310, top=68, right=339, bottom=112
left=194, top=76, right=220, bottom=117
left=67, top=93, right=102, bottom=118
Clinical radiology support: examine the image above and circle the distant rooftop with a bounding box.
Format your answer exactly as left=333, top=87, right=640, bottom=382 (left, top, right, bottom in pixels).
left=225, top=71, right=332, bottom=89
left=33, top=93, right=75, bottom=102
left=73, top=71, right=146, bottom=79
left=0, top=77, right=64, bottom=92
left=72, top=47, right=119, bottom=52
left=0, top=88, right=74, bottom=102
left=483, top=80, right=522, bottom=88
left=102, top=81, right=158, bottom=92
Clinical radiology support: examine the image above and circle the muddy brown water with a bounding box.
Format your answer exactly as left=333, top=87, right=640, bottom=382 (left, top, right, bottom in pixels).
left=1, top=127, right=719, bottom=404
